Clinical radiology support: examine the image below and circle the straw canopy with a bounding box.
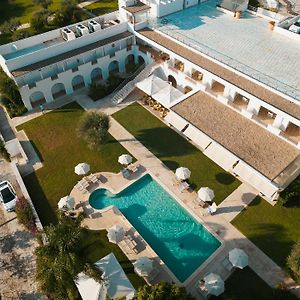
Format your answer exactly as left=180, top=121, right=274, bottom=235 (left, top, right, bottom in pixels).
left=198, top=187, right=215, bottom=202
left=118, top=154, right=133, bottom=166
left=133, top=257, right=153, bottom=277
left=229, top=248, right=248, bottom=269
left=58, top=196, right=75, bottom=210
left=204, top=273, right=225, bottom=296
left=175, top=167, right=191, bottom=181
left=75, top=163, right=90, bottom=175
left=107, top=225, right=125, bottom=244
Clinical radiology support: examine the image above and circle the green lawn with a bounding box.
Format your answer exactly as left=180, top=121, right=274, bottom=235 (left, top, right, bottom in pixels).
left=85, top=0, right=118, bottom=16
left=18, top=101, right=145, bottom=289
left=211, top=267, right=297, bottom=300
left=18, top=102, right=128, bottom=226
left=232, top=196, right=300, bottom=269
left=113, top=103, right=240, bottom=204
left=0, top=0, right=62, bottom=24
left=81, top=229, right=145, bottom=289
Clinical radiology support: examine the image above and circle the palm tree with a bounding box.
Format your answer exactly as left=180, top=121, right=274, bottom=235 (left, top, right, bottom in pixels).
left=35, top=212, right=102, bottom=299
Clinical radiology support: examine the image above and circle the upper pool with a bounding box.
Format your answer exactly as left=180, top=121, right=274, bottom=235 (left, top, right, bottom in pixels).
left=89, top=174, right=221, bottom=282
left=3, top=43, right=46, bottom=60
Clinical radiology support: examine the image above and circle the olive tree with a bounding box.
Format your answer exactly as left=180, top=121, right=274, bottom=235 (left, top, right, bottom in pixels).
left=287, top=241, right=300, bottom=282
left=77, top=111, right=110, bottom=150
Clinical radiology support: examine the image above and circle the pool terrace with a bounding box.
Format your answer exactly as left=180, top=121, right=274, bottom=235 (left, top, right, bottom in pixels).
left=151, top=1, right=300, bottom=102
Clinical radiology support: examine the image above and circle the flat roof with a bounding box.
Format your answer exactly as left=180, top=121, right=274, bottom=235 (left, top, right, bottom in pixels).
left=12, top=31, right=133, bottom=77
left=139, top=28, right=300, bottom=120
left=173, top=91, right=300, bottom=180
left=152, top=2, right=300, bottom=106
left=123, top=2, right=150, bottom=13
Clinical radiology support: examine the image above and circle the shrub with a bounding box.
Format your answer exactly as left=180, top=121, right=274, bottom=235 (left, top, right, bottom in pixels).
left=77, top=112, right=110, bottom=150
left=1, top=96, right=27, bottom=117
left=287, top=241, right=300, bottom=283
left=135, top=282, right=196, bottom=300
left=0, top=139, right=10, bottom=162
left=15, top=197, right=36, bottom=233
left=279, top=175, right=300, bottom=206
left=89, top=82, right=109, bottom=101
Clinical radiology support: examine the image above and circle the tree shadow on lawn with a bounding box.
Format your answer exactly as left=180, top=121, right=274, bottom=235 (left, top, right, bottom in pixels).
left=23, top=172, right=57, bottom=226
left=215, top=172, right=236, bottom=185
left=134, top=127, right=197, bottom=158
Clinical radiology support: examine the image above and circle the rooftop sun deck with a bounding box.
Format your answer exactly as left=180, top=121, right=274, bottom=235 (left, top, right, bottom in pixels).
left=151, top=1, right=300, bottom=104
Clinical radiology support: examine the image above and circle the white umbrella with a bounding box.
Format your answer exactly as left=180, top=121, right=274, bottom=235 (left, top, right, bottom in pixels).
left=58, top=196, right=75, bottom=210
left=107, top=225, right=125, bottom=244
left=175, top=167, right=191, bottom=181
left=136, top=75, right=167, bottom=96
left=118, top=154, right=132, bottom=166
left=133, top=257, right=153, bottom=277
left=152, top=84, right=184, bottom=108
left=198, top=187, right=215, bottom=202
left=204, top=273, right=225, bottom=296
left=229, top=248, right=248, bottom=269
left=75, top=163, right=90, bottom=175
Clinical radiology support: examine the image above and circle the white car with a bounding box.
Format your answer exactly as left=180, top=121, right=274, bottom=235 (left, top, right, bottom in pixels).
left=0, top=181, right=17, bottom=212
left=289, top=21, right=300, bottom=34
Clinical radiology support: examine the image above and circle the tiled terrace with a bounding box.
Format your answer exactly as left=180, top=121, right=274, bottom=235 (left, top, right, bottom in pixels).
left=173, top=91, right=300, bottom=180
left=151, top=1, right=300, bottom=104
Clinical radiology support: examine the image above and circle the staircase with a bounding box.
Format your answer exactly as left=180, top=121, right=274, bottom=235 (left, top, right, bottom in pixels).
left=113, top=62, right=161, bottom=104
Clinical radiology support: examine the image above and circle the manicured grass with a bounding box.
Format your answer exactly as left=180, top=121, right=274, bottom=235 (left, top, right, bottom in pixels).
left=211, top=267, right=297, bottom=300
left=113, top=103, right=240, bottom=204
left=232, top=196, right=300, bottom=268
left=0, top=0, right=62, bottom=24
left=81, top=229, right=145, bottom=289
left=18, top=102, right=129, bottom=226
left=85, top=0, right=118, bottom=16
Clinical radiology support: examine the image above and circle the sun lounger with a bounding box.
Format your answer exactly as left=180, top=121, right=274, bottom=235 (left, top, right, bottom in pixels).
left=121, top=168, right=130, bottom=179
left=178, top=181, right=190, bottom=193
left=88, top=173, right=98, bottom=183
left=146, top=268, right=159, bottom=282
left=128, top=163, right=139, bottom=173
left=222, top=257, right=233, bottom=271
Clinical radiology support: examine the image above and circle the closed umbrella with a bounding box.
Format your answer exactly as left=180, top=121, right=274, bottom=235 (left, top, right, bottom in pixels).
left=118, top=154, right=133, bottom=166
left=107, top=225, right=125, bottom=244
left=58, top=196, right=75, bottom=210
left=75, top=163, right=90, bottom=175
left=204, top=273, right=225, bottom=296
left=133, top=257, right=153, bottom=277
left=229, top=248, right=248, bottom=269
left=175, top=167, right=191, bottom=181
left=198, top=187, right=215, bottom=202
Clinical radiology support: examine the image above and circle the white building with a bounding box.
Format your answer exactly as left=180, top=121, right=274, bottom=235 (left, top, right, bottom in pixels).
left=0, top=0, right=299, bottom=200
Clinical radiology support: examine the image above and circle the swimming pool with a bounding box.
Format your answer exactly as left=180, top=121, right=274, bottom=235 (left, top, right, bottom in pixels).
left=4, top=44, right=46, bottom=60
left=89, top=174, right=221, bottom=282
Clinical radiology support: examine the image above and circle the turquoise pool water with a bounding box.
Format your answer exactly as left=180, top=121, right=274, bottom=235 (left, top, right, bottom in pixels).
left=4, top=44, right=46, bottom=60
left=89, top=174, right=221, bottom=282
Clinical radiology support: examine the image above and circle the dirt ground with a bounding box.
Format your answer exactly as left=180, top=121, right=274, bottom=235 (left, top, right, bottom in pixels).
left=0, top=159, right=44, bottom=300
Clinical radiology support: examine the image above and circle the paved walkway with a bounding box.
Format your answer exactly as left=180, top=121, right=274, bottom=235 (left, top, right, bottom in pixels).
left=0, top=108, right=16, bottom=141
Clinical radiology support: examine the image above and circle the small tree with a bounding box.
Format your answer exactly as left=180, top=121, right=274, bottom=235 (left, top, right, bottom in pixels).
left=287, top=241, right=300, bottom=282
left=0, top=18, right=21, bottom=34
left=31, top=10, right=49, bottom=33
left=77, top=112, right=109, bottom=150
left=33, top=0, right=53, bottom=9
left=0, top=139, right=10, bottom=162
left=135, top=282, right=196, bottom=300
left=54, top=0, right=82, bottom=26
left=280, top=175, right=300, bottom=206
left=15, top=197, right=36, bottom=233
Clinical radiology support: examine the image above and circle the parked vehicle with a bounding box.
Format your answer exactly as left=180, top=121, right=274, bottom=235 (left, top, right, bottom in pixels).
left=0, top=181, right=17, bottom=212
left=289, top=21, right=300, bottom=33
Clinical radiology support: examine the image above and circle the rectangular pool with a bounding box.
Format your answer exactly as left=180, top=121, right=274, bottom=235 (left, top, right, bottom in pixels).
left=4, top=43, right=46, bottom=60
left=89, top=174, right=221, bottom=282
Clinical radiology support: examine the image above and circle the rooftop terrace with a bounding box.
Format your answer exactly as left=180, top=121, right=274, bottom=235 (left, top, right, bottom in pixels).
left=150, top=1, right=300, bottom=106
left=139, top=28, right=300, bottom=119
left=173, top=91, right=300, bottom=180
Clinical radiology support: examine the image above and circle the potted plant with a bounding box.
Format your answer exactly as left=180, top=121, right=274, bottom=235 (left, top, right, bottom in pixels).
left=268, top=21, right=275, bottom=31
